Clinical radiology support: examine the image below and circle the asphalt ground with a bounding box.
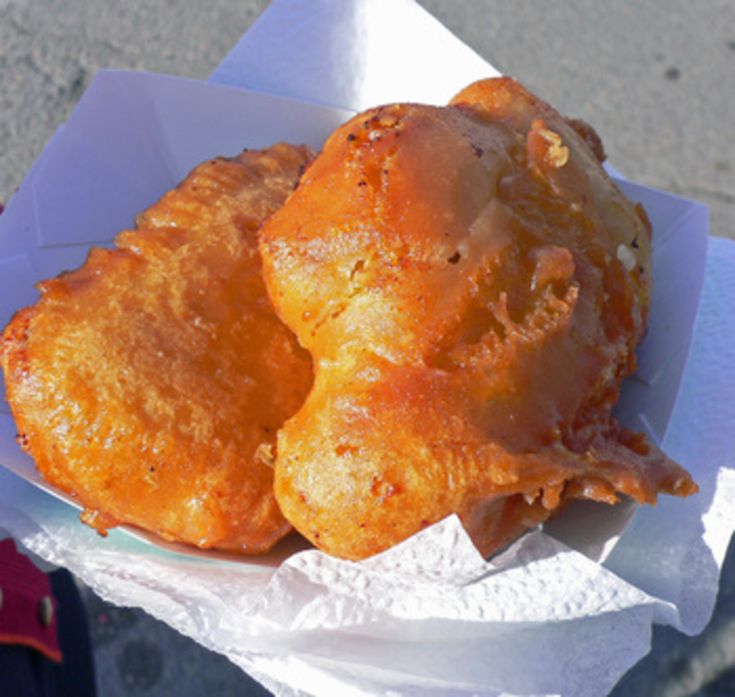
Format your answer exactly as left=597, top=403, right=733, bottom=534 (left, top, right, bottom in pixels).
left=1, top=1, right=734, bottom=695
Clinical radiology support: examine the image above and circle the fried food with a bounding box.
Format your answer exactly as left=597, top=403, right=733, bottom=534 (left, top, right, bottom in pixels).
left=1, top=144, right=314, bottom=554
left=259, top=78, right=698, bottom=561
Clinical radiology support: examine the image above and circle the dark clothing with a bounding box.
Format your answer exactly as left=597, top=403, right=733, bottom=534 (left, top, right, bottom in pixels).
left=0, top=540, right=95, bottom=696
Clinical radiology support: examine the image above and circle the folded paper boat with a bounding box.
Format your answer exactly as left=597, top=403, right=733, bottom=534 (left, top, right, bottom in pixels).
left=0, top=69, right=708, bottom=562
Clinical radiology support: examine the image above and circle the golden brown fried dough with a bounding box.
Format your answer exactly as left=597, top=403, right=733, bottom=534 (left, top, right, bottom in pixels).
left=259, top=78, right=697, bottom=561
left=1, top=144, right=314, bottom=554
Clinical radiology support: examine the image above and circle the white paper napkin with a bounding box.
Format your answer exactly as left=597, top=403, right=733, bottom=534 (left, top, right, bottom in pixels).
left=0, top=2, right=733, bottom=696
left=210, top=0, right=496, bottom=111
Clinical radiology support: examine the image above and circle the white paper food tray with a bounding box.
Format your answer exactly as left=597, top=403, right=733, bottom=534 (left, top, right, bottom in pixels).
left=0, top=69, right=707, bottom=566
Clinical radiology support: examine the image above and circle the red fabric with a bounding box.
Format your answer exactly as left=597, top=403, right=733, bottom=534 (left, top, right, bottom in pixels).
left=0, top=538, right=61, bottom=662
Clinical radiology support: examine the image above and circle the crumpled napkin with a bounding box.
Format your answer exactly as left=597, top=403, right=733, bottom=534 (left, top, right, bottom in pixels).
left=1, top=1, right=734, bottom=695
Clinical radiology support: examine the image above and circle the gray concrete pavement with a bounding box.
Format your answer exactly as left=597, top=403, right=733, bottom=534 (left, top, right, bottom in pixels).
left=2, top=0, right=732, bottom=237
left=1, top=1, right=733, bottom=695
left=422, top=0, right=735, bottom=239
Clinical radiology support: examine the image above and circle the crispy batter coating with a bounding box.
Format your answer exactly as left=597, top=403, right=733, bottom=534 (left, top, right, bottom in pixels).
left=1, top=144, right=314, bottom=554
left=259, top=78, right=697, bottom=561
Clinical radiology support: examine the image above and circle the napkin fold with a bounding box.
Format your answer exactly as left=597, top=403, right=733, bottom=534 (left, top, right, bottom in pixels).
left=211, top=0, right=496, bottom=111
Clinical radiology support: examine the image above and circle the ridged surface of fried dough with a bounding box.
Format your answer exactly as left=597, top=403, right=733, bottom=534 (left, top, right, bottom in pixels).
left=1, top=143, right=314, bottom=554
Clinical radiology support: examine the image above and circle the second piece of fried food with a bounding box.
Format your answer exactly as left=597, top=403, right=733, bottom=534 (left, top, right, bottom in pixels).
left=1, top=143, right=314, bottom=554
left=259, top=78, right=697, bottom=561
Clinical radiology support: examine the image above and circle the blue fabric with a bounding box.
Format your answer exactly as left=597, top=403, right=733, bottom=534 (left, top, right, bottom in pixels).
left=49, top=569, right=96, bottom=697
